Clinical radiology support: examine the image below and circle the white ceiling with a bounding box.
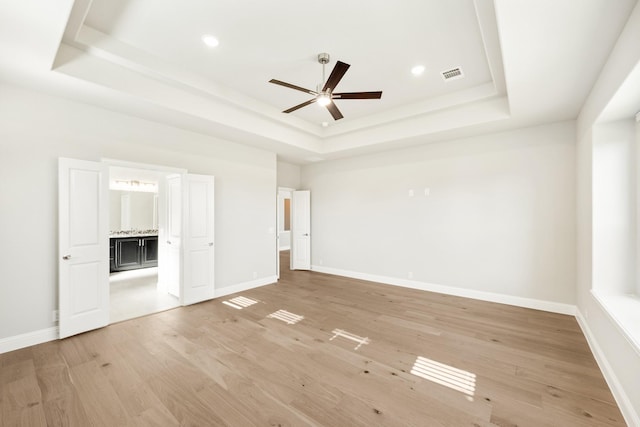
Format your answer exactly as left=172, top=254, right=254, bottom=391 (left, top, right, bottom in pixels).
left=0, top=0, right=637, bottom=163
left=83, top=0, right=494, bottom=124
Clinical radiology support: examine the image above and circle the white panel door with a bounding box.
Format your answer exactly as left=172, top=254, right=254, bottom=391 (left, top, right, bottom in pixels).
left=182, top=174, right=215, bottom=305
left=163, top=174, right=182, bottom=298
left=290, top=190, right=311, bottom=270
left=58, top=158, right=109, bottom=338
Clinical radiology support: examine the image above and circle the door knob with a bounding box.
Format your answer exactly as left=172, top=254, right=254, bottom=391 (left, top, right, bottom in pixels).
left=208, top=242, right=214, bottom=246
left=62, top=255, right=71, bottom=260
left=167, top=241, right=172, bottom=245
left=303, top=233, right=309, bottom=236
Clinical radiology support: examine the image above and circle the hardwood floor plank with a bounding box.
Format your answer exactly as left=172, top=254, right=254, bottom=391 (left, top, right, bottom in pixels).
left=542, top=385, right=627, bottom=426
left=31, top=342, right=93, bottom=427
left=68, top=360, right=129, bottom=427
left=1, top=374, right=47, bottom=427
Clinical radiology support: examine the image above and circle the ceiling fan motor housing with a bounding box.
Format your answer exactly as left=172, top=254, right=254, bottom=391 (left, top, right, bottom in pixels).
left=318, top=52, right=330, bottom=64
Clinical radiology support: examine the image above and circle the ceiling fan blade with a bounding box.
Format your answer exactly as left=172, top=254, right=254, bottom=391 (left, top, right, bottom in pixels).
left=283, top=98, right=316, bottom=113
left=322, top=61, right=350, bottom=92
left=269, top=79, right=317, bottom=96
left=325, top=102, right=344, bottom=120
left=332, top=91, right=382, bottom=100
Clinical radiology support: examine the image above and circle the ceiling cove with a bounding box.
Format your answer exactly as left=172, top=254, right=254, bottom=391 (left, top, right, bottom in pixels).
left=41, top=0, right=636, bottom=165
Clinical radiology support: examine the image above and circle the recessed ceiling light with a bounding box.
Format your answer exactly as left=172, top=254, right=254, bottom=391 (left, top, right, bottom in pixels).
left=321, top=121, right=329, bottom=127
left=411, top=65, right=426, bottom=76
left=202, top=35, right=219, bottom=48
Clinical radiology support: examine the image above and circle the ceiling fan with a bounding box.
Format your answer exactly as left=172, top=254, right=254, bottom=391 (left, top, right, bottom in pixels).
left=269, top=53, right=382, bottom=121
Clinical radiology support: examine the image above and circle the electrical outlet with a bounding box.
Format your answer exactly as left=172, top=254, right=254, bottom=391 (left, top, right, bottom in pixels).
left=408, top=272, right=414, bottom=280
left=424, top=188, right=430, bottom=196
left=52, top=310, right=59, bottom=322
left=408, top=189, right=415, bottom=197
left=253, top=271, right=258, bottom=279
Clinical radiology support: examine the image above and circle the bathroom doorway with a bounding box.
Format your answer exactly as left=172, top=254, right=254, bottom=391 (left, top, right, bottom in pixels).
left=59, top=158, right=215, bottom=337
left=108, top=165, right=179, bottom=322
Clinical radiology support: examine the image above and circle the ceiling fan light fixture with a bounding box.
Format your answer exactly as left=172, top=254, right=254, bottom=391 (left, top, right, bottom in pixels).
left=316, top=93, right=332, bottom=106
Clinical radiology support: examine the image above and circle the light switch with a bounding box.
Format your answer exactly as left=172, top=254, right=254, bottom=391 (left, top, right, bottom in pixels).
left=408, top=189, right=414, bottom=197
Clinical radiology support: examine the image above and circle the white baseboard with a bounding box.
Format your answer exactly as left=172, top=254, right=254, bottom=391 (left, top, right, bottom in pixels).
left=311, top=265, right=576, bottom=315
left=576, top=310, right=640, bottom=427
left=0, top=326, right=59, bottom=354
left=214, top=275, right=278, bottom=299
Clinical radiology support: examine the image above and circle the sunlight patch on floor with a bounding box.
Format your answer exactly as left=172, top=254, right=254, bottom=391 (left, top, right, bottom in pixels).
left=410, top=356, right=476, bottom=396
left=267, top=309, right=304, bottom=324
left=329, top=329, right=370, bottom=350
left=222, top=296, right=259, bottom=310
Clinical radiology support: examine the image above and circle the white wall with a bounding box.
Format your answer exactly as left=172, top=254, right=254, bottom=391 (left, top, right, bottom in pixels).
left=302, top=121, right=576, bottom=307
left=277, top=160, right=301, bottom=189
left=637, top=117, right=640, bottom=296
left=0, top=83, right=277, bottom=342
left=578, top=120, right=640, bottom=427
left=592, top=120, right=637, bottom=295
left=109, top=190, right=122, bottom=230
left=575, top=2, right=640, bottom=424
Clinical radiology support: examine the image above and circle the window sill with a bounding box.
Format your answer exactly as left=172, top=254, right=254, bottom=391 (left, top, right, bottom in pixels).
left=591, top=290, right=640, bottom=356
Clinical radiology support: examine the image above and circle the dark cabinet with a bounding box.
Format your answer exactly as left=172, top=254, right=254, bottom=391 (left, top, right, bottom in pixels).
left=141, top=237, right=158, bottom=266
left=109, top=241, right=116, bottom=272
left=116, top=238, right=141, bottom=270
left=111, top=236, right=158, bottom=272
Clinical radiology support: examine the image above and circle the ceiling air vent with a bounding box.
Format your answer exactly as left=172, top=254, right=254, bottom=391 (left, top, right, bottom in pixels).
left=441, top=67, right=464, bottom=81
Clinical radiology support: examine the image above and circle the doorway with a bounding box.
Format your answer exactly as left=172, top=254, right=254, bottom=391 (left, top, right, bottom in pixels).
left=59, top=157, right=216, bottom=338
left=278, top=188, right=293, bottom=251
left=277, top=188, right=311, bottom=277
left=108, top=165, right=179, bottom=323
left=277, top=187, right=293, bottom=278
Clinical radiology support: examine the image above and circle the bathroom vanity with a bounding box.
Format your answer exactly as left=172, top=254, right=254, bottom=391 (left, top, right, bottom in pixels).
left=109, top=231, right=158, bottom=272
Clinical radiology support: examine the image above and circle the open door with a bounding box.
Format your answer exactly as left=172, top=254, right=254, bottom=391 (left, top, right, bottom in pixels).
left=161, top=174, right=182, bottom=298
left=58, top=158, right=109, bottom=338
left=182, top=174, right=215, bottom=305
left=290, top=190, right=311, bottom=270
left=276, top=189, right=280, bottom=279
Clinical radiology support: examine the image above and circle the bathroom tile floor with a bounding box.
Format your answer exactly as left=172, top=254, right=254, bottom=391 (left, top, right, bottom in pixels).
left=109, top=267, right=180, bottom=323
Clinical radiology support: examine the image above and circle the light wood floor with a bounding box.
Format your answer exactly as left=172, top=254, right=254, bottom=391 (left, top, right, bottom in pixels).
left=1, top=252, right=626, bottom=426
